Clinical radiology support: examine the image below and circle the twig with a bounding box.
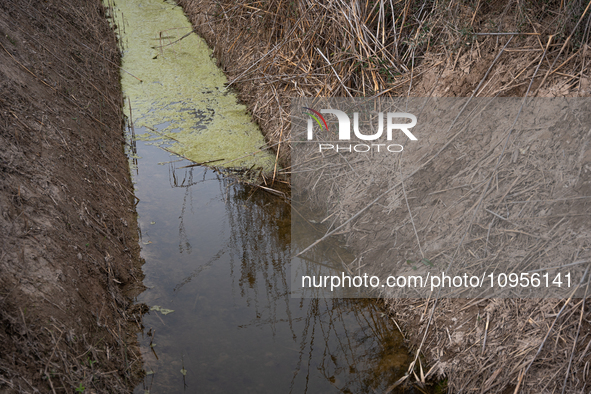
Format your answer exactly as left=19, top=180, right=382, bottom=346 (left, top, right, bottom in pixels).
left=178, top=158, right=225, bottom=168
left=401, top=162, right=423, bottom=258
left=481, top=312, right=490, bottom=355
left=316, top=48, right=353, bottom=97
left=473, top=32, right=540, bottom=36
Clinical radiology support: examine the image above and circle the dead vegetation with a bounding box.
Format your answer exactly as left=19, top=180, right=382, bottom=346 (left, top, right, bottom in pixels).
left=177, top=0, right=591, bottom=392
left=180, top=0, right=590, bottom=166
left=288, top=95, right=591, bottom=392
left=0, top=0, right=145, bottom=392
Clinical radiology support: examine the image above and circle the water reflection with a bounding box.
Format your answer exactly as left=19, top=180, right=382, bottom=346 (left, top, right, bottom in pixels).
left=133, top=141, right=415, bottom=393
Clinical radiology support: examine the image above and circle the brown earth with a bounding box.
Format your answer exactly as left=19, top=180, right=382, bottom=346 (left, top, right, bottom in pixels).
left=178, top=0, right=591, bottom=392
left=0, top=0, right=145, bottom=392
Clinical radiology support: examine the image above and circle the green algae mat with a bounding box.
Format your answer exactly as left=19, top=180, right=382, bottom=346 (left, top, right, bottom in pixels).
left=107, top=0, right=276, bottom=173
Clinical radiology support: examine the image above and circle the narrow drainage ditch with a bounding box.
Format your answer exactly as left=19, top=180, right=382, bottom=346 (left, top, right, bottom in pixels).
left=105, top=0, right=420, bottom=392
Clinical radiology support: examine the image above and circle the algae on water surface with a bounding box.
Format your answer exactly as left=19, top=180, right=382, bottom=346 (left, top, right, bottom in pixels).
left=108, top=0, right=276, bottom=172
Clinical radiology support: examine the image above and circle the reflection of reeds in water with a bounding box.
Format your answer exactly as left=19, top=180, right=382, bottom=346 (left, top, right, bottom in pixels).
left=218, top=177, right=412, bottom=392
left=162, top=163, right=413, bottom=392
left=139, top=163, right=416, bottom=392
left=170, top=165, right=195, bottom=255
left=294, top=298, right=412, bottom=392
left=223, top=179, right=290, bottom=299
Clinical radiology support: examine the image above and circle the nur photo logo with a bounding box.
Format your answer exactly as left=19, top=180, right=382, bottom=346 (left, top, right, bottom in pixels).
left=303, top=107, right=418, bottom=153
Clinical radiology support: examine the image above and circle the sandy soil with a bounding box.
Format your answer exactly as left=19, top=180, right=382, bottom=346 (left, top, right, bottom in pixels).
left=0, top=0, right=145, bottom=392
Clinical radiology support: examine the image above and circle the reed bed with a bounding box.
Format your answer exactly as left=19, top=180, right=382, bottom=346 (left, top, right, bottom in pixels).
left=178, top=0, right=591, bottom=392
left=180, top=0, right=590, bottom=166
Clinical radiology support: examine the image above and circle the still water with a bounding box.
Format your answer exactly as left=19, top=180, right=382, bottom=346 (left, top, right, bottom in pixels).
left=105, top=0, right=417, bottom=392
left=131, top=144, right=413, bottom=393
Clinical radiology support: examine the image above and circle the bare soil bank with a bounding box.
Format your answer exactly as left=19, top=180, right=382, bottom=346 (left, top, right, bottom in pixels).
left=179, top=0, right=590, bottom=392
left=0, top=0, right=144, bottom=392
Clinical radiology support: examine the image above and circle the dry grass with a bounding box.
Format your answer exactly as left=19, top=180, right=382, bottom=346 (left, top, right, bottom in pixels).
left=180, top=0, right=590, bottom=166
left=177, top=0, right=591, bottom=392
left=287, top=94, right=591, bottom=393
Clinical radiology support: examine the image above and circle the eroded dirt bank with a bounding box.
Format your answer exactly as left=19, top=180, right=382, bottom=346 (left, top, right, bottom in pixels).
left=0, top=0, right=144, bottom=392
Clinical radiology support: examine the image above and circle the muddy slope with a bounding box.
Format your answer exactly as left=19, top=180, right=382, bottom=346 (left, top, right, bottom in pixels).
left=0, top=0, right=144, bottom=392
